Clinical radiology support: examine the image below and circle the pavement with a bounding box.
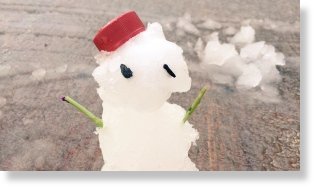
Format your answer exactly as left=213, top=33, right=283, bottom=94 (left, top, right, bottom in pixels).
left=0, top=0, right=300, bottom=170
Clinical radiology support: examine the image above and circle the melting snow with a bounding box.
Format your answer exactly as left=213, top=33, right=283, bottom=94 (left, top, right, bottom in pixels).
left=202, top=25, right=285, bottom=97
left=229, top=26, right=255, bottom=47
left=198, top=19, right=222, bottom=30
left=176, top=13, right=200, bottom=36
left=194, top=37, right=204, bottom=58
left=93, top=22, right=198, bottom=171
left=223, top=26, right=237, bottom=36
left=203, top=32, right=238, bottom=66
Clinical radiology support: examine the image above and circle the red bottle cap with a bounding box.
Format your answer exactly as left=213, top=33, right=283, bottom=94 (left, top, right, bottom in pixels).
left=93, top=11, right=145, bottom=52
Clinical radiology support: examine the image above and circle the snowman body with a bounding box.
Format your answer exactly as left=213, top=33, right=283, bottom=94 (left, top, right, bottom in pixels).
left=93, top=23, right=199, bottom=171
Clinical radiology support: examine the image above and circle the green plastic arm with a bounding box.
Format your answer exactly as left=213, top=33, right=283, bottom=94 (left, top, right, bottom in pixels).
left=62, top=96, right=103, bottom=128
left=182, top=86, right=208, bottom=123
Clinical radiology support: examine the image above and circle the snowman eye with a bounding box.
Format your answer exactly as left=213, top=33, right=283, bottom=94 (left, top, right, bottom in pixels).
left=163, top=64, right=176, bottom=78
left=120, top=64, right=133, bottom=79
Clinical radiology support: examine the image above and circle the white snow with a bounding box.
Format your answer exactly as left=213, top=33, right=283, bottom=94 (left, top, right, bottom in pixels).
left=198, top=19, right=222, bottom=30
left=260, top=84, right=279, bottom=97
left=176, top=13, right=200, bottom=36
left=223, top=26, right=237, bottom=36
left=240, top=41, right=266, bottom=60
left=229, top=26, right=255, bottom=47
left=97, top=102, right=199, bottom=171
left=222, top=56, right=247, bottom=77
left=93, top=22, right=198, bottom=171
left=203, top=32, right=238, bottom=66
left=194, top=37, right=204, bottom=58
left=236, top=64, right=262, bottom=88
left=202, top=25, right=285, bottom=97
left=31, top=68, right=46, bottom=80
left=93, top=23, right=192, bottom=111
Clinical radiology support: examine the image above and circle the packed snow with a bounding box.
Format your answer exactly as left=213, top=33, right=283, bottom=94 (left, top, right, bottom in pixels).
left=197, top=19, right=222, bottom=30
left=229, top=26, right=255, bottom=47
left=201, top=25, right=285, bottom=98
left=194, top=37, right=204, bottom=58
left=176, top=13, right=200, bottom=36
left=223, top=26, right=237, bottom=36
left=203, top=32, right=238, bottom=66
left=96, top=102, right=199, bottom=171
left=93, top=23, right=199, bottom=171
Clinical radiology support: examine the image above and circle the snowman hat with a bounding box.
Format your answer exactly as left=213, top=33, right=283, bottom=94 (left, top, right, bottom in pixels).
left=93, top=11, right=145, bottom=52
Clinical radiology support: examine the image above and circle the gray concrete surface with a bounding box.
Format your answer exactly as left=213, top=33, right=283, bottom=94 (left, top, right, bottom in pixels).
left=0, top=0, right=299, bottom=170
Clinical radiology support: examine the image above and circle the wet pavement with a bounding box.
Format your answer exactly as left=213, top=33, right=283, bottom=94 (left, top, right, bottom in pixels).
left=0, top=0, right=299, bottom=170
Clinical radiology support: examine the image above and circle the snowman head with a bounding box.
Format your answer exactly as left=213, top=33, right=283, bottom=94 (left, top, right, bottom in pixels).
left=93, top=11, right=191, bottom=111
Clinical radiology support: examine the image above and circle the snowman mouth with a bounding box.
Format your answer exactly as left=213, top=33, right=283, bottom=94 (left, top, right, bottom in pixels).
left=163, top=64, right=176, bottom=78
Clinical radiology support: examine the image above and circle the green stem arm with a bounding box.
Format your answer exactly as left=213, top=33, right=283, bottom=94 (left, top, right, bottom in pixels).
left=182, top=86, right=208, bottom=123
left=62, top=96, right=103, bottom=128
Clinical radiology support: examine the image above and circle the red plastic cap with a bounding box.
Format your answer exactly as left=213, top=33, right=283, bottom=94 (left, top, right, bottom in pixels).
left=93, top=11, right=145, bottom=52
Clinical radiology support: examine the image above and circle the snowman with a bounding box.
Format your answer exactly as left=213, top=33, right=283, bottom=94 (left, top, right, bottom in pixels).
left=62, top=11, right=206, bottom=171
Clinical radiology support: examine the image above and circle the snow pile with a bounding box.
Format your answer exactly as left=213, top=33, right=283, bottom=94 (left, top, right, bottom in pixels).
left=223, top=26, right=237, bottom=36
left=229, top=26, right=255, bottom=47
left=197, top=19, right=222, bottom=30
left=176, top=13, right=200, bottom=36
left=194, top=37, right=205, bottom=58
left=203, top=32, right=238, bottom=66
left=93, top=23, right=199, bottom=171
left=202, top=26, right=285, bottom=93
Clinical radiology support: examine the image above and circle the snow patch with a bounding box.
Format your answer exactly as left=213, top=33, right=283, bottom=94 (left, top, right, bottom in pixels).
left=203, top=32, right=238, bottom=66
left=229, top=26, right=255, bottom=47
left=176, top=13, right=200, bottom=36
left=223, top=26, right=237, bottom=36
left=202, top=26, right=285, bottom=100
left=198, top=19, right=222, bottom=30
left=194, top=37, right=204, bottom=58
